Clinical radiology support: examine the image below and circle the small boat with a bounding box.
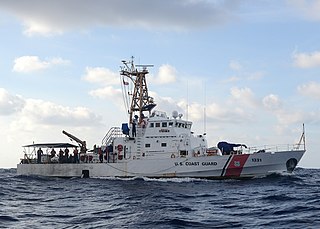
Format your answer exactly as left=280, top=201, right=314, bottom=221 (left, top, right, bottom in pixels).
left=17, top=59, right=306, bottom=179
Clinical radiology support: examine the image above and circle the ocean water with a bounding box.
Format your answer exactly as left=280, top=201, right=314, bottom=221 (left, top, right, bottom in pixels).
left=0, top=168, right=319, bottom=229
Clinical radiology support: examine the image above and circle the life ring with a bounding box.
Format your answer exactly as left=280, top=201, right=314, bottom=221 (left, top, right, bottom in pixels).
left=117, top=144, right=123, bottom=152
left=171, top=153, right=175, bottom=158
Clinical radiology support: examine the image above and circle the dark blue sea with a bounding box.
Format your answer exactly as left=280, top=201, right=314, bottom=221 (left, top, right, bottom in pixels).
left=0, top=168, right=319, bottom=228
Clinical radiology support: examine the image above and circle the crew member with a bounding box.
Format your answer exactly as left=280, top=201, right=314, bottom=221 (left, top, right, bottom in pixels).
left=98, top=148, right=103, bottom=163
left=50, top=148, right=56, bottom=158
left=37, top=148, right=43, bottom=164
left=65, top=148, right=69, bottom=162
left=59, top=149, right=64, bottom=163
left=73, top=147, right=79, bottom=163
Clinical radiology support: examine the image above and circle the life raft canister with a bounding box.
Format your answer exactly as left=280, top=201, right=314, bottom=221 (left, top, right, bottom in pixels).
left=117, top=144, right=123, bottom=152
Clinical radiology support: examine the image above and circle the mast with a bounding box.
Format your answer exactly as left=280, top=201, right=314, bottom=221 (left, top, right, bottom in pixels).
left=120, top=57, right=156, bottom=124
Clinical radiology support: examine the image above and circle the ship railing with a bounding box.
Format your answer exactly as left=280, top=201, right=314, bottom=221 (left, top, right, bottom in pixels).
left=102, top=127, right=123, bottom=146
left=244, top=143, right=305, bottom=154
left=21, top=147, right=37, bottom=164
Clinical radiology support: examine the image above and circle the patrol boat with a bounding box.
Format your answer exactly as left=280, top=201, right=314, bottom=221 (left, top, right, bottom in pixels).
left=17, top=59, right=306, bottom=179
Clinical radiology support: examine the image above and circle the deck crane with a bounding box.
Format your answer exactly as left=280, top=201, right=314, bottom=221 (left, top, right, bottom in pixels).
left=62, top=130, right=87, bottom=153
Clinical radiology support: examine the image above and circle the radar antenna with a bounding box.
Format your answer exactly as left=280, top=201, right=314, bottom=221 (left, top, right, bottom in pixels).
left=120, top=57, right=156, bottom=124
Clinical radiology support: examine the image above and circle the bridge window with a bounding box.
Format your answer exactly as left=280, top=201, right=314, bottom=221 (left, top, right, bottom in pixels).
left=150, top=123, right=154, bottom=128
left=162, top=122, right=167, bottom=127
left=156, top=123, right=160, bottom=127
left=169, top=122, right=173, bottom=127
left=145, top=143, right=151, bottom=148
left=161, top=143, right=167, bottom=147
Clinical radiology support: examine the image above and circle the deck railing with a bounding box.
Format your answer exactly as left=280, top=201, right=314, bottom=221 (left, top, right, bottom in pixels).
left=244, top=142, right=306, bottom=154
left=101, top=127, right=123, bottom=146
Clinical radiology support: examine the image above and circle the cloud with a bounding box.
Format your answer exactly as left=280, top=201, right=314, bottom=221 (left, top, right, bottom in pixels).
left=0, top=88, right=101, bottom=128
left=151, top=90, right=253, bottom=124
left=83, top=67, right=119, bottom=85
left=263, top=94, right=282, bottom=111
left=13, top=56, right=69, bottom=73
left=229, top=60, right=243, bottom=71
left=150, top=64, right=177, bottom=85
left=230, top=87, right=259, bottom=108
left=292, top=51, right=320, bottom=68
left=0, top=88, right=25, bottom=115
left=297, top=81, right=320, bottom=99
left=13, top=99, right=102, bottom=129
left=287, top=0, right=320, bottom=21
left=0, top=0, right=238, bottom=36
left=88, top=86, right=122, bottom=100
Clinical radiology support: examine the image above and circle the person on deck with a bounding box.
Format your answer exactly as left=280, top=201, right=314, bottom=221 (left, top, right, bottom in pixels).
left=59, top=149, right=64, bottom=163
left=132, top=115, right=138, bottom=137
left=64, top=148, right=69, bottom=162
left=98, top=148, right=103, bottom=163
left=37, top=148, right=43, bottom=164
left=50, top=148, right=56, bottom=158
left=73, top=147, right=79, bottom=163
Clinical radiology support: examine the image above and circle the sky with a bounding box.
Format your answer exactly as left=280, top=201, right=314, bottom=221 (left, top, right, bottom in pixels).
left=0, top=0, right=319, bottom=168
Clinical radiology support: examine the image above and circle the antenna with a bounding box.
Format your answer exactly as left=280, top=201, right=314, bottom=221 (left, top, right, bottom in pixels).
left=186, top=80, right=189, bottom=121
left=203, top=80, right=206, bottom=135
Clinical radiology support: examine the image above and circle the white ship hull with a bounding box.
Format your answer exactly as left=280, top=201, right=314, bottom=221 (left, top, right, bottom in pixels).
left=17, top=150, right=305, bottom=179
left=17, top=59, right=306, bottom=179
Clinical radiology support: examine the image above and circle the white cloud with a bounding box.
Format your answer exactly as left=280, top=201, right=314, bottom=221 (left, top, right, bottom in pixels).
left=0, top=88, right=101, bottom=128
left=230, top=87, right=259, bottom=108
left=83, top=67, right=119, bottom=85
left=23, top=20, right=63, bottom=37
left=247, top=71, right=265, bottom=80
left=292, top=51, right=320, bottom=68
left=263, top=94, right=282, bottom=111
left=275, top=110, right=309, bottom=126
left=0, top=88, right=25, bottom=115
left=297, top=81, right=320, bottom=99
left=287, top=0, right=320, bottom=21
left=150, top=64, right=177, bottom=85
left=13, top=56, right=69, bottom=73
left=229, top=60, right=242, bottom=71
left=151, top=90, right=253, bottom=124
left=88, top=86, right=122, bottom=101
left=0, top=0, right=238, bottom=36
left=223, top=76, right=241, bottom=83
left=13, top=99, right=102, bottom=129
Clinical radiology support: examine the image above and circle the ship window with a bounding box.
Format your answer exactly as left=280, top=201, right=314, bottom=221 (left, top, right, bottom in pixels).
left=150, top=123, right=154, bottom=128
left=162, top=122, right=167, bottom=127
left=156, top=123, right=160, bottom=127
left=145, top=143, right=151, bottom=148
left=180, top=150, right=188, bottom=157
left=169, top=122, right=173, bottom=127
left=161, top=143, right=167, bottom=147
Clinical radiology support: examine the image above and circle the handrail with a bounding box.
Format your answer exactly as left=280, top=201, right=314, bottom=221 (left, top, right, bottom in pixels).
left=101, top=127, right=123, bottom=146
left=244, top=143, right=306, bottom=154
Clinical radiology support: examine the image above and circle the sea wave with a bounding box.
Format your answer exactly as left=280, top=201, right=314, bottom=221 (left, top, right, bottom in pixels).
left=0, top=168, right=320, bottom=228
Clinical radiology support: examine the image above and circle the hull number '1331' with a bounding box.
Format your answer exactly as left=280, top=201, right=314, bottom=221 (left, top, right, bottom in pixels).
left=252, top=158, right=262, bottom=162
